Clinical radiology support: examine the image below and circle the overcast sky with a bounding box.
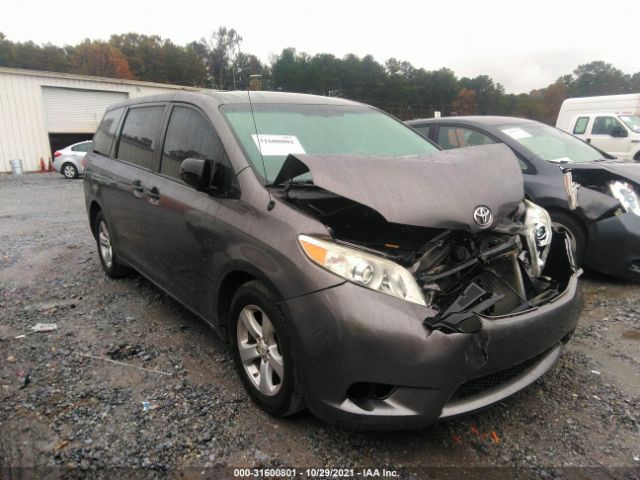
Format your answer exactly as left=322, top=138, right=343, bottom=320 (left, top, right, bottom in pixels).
left=2, top=0, right=638, bottom=93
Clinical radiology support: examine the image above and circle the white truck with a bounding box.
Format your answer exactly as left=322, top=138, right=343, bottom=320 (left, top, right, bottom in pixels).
left=556, top=93, right=640, bottom=161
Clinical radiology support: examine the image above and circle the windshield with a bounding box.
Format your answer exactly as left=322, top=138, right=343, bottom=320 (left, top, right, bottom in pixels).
left=619, top=115, right=640, bottom=132
left=221, top=103, right=438, bottom=183
left=498, top=122, right=604, bottom=163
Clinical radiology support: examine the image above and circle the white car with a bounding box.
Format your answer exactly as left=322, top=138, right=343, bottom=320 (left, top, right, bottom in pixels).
left=52, top=140, right=92, bottom=178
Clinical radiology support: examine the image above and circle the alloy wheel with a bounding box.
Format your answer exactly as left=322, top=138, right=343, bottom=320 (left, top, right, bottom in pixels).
left=236, top=305, right=284, bottom=396
left=98, top=221, right=113, bottom=269
left=63, top=165, right=76, bottom=178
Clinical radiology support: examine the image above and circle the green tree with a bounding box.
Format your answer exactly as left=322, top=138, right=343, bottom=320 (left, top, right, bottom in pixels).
left=0, top=33, right=15, bottom=66
left=163, top=40, right=207, bottom=86
left=205, top=27, right=242, bottom=89
left=567, top=61, right=631, bottom=96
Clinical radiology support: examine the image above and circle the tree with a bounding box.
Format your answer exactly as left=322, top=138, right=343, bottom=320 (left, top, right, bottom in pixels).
left=163, top=40, right=208, bottom=86
left=232, top=52, right=268, bottom=90
left=459, top=75, right=506, bottom=114
left=566, top=61, right=631, bottom=96
left=70, top=40, right=134, bottom=79
left=451, top=88, right=477, bottom=115
left=109, top=34, right=166, bottom=82
left=630, top=72, right=640, bottom=92
left=206, top=27, right=242, bottom=89
left=271, top=48, right=310, bottom=92
left=0, top=33, right=15, bottom=66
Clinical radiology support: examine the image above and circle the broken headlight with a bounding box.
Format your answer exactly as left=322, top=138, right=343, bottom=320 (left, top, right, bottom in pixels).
left=523, top=200, right=552, bottom=277
left=609, top=181, right=640, bottom=216
left=298, top=235, right=427, bottom=306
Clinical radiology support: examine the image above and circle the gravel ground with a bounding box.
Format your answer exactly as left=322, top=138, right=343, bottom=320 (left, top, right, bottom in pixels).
left=1, top=173, right=639, bottom=479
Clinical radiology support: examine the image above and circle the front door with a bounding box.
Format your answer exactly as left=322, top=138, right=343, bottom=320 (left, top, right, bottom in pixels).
left=142, top=104, right=230, bottom=317
left=588, top=116, right=630, bottom=159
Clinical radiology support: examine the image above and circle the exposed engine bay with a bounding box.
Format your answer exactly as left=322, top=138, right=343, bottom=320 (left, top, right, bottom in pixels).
left=283, top=186, right=576, bottom=334
left=272, top=148, right=578, bottom=334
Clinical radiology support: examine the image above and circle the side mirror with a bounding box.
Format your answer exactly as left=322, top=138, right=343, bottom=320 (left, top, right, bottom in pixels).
left=611, top=126, right=628, bottom=138
left=180, top=157, right=213, bottom=191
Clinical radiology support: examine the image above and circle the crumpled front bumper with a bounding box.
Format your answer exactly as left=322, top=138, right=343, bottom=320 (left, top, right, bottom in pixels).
left=586, top=211, right=640, bottom=282
left=284, top=272, right=582, bottom=429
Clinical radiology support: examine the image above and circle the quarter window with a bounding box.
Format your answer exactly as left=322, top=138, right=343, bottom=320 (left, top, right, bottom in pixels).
left=413, top=125, right=431, bottom=139
left=93, top=108, right=124, bottom=157
left=437, top=126, right=497, bottom=150
left=592, top=116, right=623, bottom=136
left=117, top=106, right=165, bottom=168
left=161, top=107, right=222, bottom=180
left=573, top=117, right=590, bottom=135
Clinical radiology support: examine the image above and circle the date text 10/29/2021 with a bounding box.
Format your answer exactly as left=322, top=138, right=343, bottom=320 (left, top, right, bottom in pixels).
left=233, top=468, right=400, bottom=478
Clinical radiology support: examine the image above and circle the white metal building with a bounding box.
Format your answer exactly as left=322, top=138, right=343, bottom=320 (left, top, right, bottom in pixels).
left=0, top=67, right=202, bottom=173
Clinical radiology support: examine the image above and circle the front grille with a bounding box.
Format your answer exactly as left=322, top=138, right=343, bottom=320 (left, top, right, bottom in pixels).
left=449, top=349, right=549, bottom=401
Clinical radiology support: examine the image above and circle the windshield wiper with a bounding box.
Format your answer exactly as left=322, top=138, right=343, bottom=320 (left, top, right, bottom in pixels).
left=267, top=179, right=315, bottom=188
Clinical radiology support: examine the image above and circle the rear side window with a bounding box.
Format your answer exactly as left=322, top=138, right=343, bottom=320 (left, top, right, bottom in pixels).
left=161, top=107, right=222, bottom=180
left=93, top=108, right=124, bottom=157
left=573, top=117, right=589, bottom=135
left=437, top=126, right=497, bottom=149
left=72, top=142, right=92, bottom=152
left=117, top=106, right=165, bottom=169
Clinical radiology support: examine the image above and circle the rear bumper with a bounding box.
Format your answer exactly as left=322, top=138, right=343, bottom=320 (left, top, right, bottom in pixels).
left=285, top=272, right=582, bottom=429
left=586, top=212, right=640, bottom=282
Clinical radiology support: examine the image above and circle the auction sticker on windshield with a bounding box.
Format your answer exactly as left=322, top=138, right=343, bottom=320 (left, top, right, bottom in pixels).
left=501, top=127, right=532, bottom=140
left=251, top=134, right=306, bottom=156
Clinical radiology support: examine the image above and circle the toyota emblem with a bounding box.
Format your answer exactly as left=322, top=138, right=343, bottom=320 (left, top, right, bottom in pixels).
left=473, top=206, right=493, bottom=228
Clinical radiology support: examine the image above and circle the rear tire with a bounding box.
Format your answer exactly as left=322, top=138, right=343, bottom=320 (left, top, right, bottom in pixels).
left=229, top=280, right=305, bottom=417
left=549, top=211, right=587, bottom=267
left=62, top=163, right=78, bottom=179
left=94, top=211, right=129, bottom=278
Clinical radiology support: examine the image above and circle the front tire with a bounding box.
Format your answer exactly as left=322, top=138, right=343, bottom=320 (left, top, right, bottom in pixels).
left=94, top=211, right=129, bottom=278
left=229, top=280, right=305, bottom=417
left=62, top=163, right=79, bottom=179
left=550, top=211, right=587, bottom=267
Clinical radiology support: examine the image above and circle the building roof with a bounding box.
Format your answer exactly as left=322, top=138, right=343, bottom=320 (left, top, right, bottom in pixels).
left=0, top=66, right=204, bottom=91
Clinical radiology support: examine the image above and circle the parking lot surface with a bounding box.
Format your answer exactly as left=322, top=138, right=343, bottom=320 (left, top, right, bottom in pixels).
left=1, top=173, right=639, bottom=477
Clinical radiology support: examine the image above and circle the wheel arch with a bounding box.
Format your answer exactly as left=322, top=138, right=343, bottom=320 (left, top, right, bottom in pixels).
left=89, top=201, right=102, bottom=238
left=215, top=262, right=286, bottom=339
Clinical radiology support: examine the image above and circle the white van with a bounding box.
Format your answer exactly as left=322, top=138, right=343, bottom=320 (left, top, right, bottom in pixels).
left=556, top=94, right=640, bottom=161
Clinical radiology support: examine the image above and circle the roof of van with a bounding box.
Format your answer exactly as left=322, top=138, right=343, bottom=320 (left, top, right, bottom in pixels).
left=107, top=90, right=363, bottom=110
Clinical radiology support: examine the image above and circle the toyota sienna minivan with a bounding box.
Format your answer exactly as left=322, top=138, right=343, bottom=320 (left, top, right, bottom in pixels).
left=84, top=91, right=582, bottom=428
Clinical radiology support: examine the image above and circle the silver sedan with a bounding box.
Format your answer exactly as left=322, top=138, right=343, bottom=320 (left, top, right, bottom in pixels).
left=52, top=140, right=92, bottom=179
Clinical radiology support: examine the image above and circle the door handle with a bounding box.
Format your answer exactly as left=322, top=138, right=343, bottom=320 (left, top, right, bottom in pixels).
left=147, top=186, right=160, bottom=205
left=586, top=138, right=591, bottom=144
left=132, top=179, right=144, bottom=198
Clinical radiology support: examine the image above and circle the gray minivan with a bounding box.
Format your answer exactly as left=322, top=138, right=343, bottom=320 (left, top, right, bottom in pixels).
left=84, top=91, right=582, bottom=429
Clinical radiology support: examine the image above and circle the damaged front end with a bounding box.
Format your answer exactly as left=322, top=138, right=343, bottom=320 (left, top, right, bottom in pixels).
left=276, top=146, right=578, bottom=335
left=408, top=200, right=575, bottom=334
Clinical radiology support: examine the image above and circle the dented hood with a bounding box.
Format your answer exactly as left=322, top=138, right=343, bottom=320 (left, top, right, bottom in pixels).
left=275, top=144, right=524, bottom=232
left=599, top=162, right=640, bottom=185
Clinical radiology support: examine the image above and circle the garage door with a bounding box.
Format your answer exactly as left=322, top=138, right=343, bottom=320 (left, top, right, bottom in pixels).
left=41, top=87, right=128, bottom=133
